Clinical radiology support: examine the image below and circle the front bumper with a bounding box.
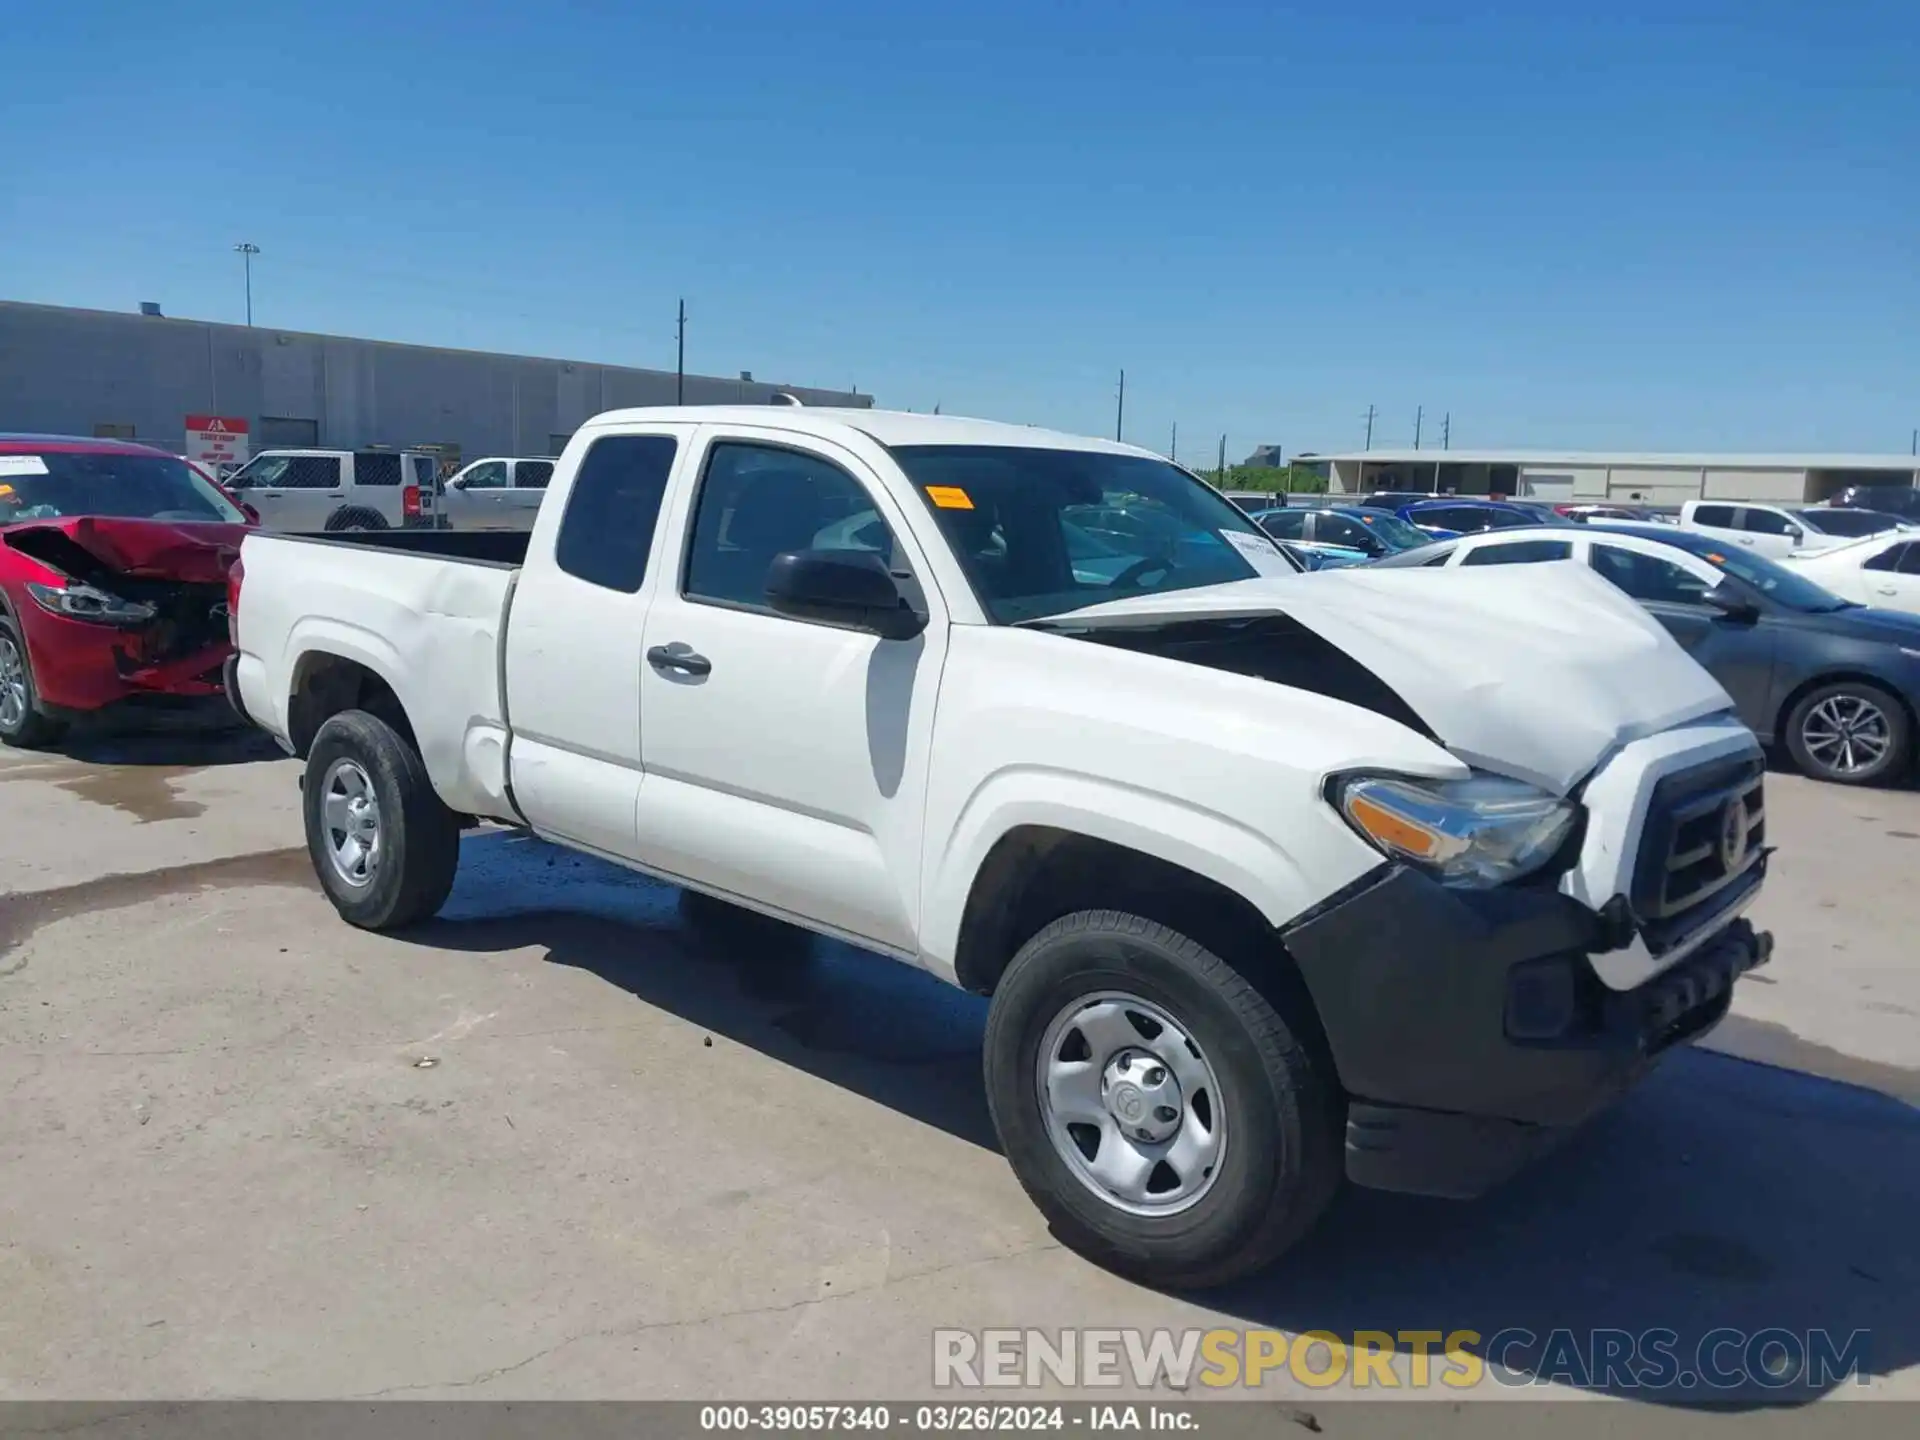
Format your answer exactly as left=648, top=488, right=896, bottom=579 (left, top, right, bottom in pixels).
left=1281, top=863, right=1771, bottom=1199
left=23, top=609, right=231, bottom=715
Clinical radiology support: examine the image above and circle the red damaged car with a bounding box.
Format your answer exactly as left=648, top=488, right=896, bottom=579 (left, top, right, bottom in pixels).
left=0, top=434, right=253, bottom=748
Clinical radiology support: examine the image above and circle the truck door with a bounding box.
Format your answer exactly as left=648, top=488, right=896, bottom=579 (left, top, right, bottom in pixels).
left=502, top=427, right=691, bottom=859
left=632, top=428, right=949, bottom=954
left=443, top=461, right=508, bottom=530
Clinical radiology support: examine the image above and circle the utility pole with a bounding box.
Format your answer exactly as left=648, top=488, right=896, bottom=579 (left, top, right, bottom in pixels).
left=675, top=299, right=686, bottom=404
left=1217, top=433, right=1227, bottom=485
left=233, top=242, right=260, bottom=326
left=1363, top=404, right=1376, bottom=451
left=1414, top=405, right=1424, bottom=451
left=1115, top=369, right=1126, bottom=441
left=1442, top=412, right=1451, bottom=450
left=1170, top=422, right=1177, bottom=462
left=1911, top=427, right=1916, bottom=456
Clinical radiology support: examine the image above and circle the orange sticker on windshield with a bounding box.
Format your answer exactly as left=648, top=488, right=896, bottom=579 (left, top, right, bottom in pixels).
left=926, top=486, right=975, bottom=510
left=1706, top=553, right=1727, bottom=563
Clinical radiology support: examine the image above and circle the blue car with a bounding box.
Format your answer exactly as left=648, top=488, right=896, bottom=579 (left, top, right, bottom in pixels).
left=1395, top=498, right=1554, bottom=536
left=1249, top=503, right=1450, bottom=559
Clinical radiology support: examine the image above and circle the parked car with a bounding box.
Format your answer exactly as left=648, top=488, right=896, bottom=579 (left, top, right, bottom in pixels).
left=1785, top=531, right=1920, bottom=617
left=1397, top=498, right=1550, bottom=535
left=1675, top=500, right=1899, bottom=557
left=1274, top=539, right=1369, bottom=570
left=0, top=434, right=252, bottom=747
left=1556, top=503, right=1671, bottom=525
left=1248, top=504, right=1438, bottom=559
left=223, top=448, right=440, bottom=532
left=1829, top=482, right=1920, bottom=522
left=1376, top=522, right=1920, bottom=786
left=230, top=405, right=1772, bottom=1288
left=439, top=457, right=558, bottom=532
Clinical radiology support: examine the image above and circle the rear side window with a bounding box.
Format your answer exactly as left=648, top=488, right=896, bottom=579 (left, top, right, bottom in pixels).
left=1865, top=541, right=1920, bottom=574
left=354, top=453, right=403, bottom=487
left=516, top=461, right=554, bottom=490
left=1740, top=508, right=1794, bottom=535
left=1691, top=504, right=1737, bottom=527
left=1460, top=539, right=1573, bottom=565
left=1257, top=510, right=1306, bottom=539
left=554, top=435, right=679, bottom=593
left=277, top=456, right=341, bottom=490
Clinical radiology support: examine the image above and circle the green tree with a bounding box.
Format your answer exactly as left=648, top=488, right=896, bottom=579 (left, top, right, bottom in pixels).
left=1206, top=464, right=1328, bottom=494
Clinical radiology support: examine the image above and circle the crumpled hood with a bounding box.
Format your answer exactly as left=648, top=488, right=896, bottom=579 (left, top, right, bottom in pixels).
left=1042, top=561, right=1737, bottom=794
left=3, top=516, right=248, bottom=584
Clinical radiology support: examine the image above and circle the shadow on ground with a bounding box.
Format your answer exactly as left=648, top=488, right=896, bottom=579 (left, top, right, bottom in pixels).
left=413, top=829, right=1917, bottom=1406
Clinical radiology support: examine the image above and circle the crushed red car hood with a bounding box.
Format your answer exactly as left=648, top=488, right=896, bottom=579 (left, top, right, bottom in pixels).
left=2, top=516, right=248, bottom=583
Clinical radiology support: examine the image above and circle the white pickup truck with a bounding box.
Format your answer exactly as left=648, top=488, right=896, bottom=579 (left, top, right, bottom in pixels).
left=228, top=406, right=1774, bottom=1287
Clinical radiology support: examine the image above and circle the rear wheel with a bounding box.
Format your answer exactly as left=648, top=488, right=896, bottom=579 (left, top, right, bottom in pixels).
left=0, top=619, right=68, bottom=750
left=983, top=910, right=1341, bottom=1289
left=303, top=710, right=461, bottom=928
left=1785, top=681, right=1910, bottom=786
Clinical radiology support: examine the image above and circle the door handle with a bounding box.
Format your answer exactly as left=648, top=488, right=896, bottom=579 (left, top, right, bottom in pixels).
left=647, top=644, right=712, bottom=677
left=325, top=492, right=344, bottom=498
left=1877, top=585, right=1898, bottom=596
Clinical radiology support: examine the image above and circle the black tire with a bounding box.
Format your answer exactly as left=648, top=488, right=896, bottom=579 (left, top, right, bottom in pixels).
left=983, top=910, right=1341, bottom=1289
left=325, top=507, right=389, bottom=533
left=303, top=709, right=461, bottom=929
left=0, top=616, right=68, bottom=750
left=1784, top=680, right=1912, bottom=787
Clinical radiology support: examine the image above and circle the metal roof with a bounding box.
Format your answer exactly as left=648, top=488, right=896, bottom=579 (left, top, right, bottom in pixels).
left=1302, top=448, right=1920, bottom=471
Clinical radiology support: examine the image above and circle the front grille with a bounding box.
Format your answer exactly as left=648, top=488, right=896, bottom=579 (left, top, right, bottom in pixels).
left=1631, top=755, right=1767, bottom=923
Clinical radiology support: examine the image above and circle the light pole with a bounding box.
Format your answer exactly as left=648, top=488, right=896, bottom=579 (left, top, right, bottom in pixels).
left=676, top=298, right=686, bottom=404
left=233, top=242, right=260, bottom=326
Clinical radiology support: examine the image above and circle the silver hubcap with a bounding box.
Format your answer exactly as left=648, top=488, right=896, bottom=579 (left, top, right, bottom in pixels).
left=320, top=759, right=383, bottom=887
left=0, top=636, right=27, bottom=731
left=1802, top=694, right=1891, bottom=776
left=1036, top=991, right=1225, bottom=1216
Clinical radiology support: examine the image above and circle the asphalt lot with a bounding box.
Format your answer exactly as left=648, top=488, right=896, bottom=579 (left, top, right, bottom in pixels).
left=0, top=720, right=1915, bottom=1408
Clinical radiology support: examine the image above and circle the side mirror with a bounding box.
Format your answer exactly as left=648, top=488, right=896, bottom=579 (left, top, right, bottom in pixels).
left=765, top=549, right=927, bottom=641
left=1786, top=526, right=1804, bottom=543
left=445, top=476, right=466, bottom=490
left=1704, top=587, right=1761, bottom=623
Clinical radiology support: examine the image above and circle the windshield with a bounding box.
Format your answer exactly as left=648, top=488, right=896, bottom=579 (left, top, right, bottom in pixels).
left=1694, top=542, right=1855, bottom=612
left=890, top=445, right=1291, bottom=623
left=0, top=450, right=246, bottom=525
left=1794, top=508, right=1901, bottom=538
left=1346, top=509, right=1430, bottom=550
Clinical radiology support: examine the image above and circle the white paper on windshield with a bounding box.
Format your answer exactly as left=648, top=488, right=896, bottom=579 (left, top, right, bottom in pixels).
left=1222, top=527, right=1296, bottom=576
left=0, top=456, right=50, bottom=477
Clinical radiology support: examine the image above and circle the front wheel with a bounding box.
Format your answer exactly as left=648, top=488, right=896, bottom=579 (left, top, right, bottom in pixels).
left=303, top=710, right=461, bottom=928
left=0, top=619, right=67, bottom=750
left=983, top=910, right=1341, bottom=1289
left=1785, top=681, right=1911, bottom=786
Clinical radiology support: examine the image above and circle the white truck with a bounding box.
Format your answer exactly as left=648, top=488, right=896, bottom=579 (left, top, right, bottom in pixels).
left=438, top=456, right=557, bottom=532
left=227, top=406, right=1774, bottom=1287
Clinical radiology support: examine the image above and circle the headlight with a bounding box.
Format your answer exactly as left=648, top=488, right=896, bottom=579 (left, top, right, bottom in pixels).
left=1332, top=771, right=1578, bottom=889
left=24, top=581, right=157, bottom=626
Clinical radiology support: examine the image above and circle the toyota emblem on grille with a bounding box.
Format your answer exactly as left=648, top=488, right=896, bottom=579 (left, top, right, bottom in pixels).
left=1718, top=798, right=1748, bottom=872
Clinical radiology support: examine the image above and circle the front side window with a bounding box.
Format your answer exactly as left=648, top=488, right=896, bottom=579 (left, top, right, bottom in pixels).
left=891, top=445, right=1285, bottom=624
left=1347, top=509, right=1430, bottom=550
left=1692, top=504, right=1738, bottom=528
left=1460, top=538, right=1573, bottom=566
left=1590, top=545, right=1715, bottom=605
left=1740, top=508, right=1794, bottom=536
left=461, top=461, right=508, bottom=490
left=554, top=435, right=678, bottom=593
left=1863, top=542, right=1909, bottom=573
left=684, top=442, right=894, bottom=610
left=1796, top=508, right=1896, bottom=538
left=1315, top=514, right=1381, bottom=552
left=234, top=454, right=339, bottom=490
left=0, top=450, right=246, bottom=524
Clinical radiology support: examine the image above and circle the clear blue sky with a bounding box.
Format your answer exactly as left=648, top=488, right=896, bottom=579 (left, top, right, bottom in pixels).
left=3, top=0, right=1914, bottom=456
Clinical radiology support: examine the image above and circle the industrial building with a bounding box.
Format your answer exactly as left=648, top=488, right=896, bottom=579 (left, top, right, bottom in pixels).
left=1304, top=448, right=1920, bottom=505
left=0, top=299, right=871, bottom=470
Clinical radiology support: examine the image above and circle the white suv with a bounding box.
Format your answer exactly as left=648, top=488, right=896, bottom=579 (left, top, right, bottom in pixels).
left=1678, top=500, right=1900, bottom=557
left=225, top=449, right=440, bottom=532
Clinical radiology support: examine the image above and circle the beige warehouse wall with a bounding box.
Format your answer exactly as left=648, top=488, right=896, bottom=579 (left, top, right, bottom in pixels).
left=1703, top=469, right=1807, bottom=502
